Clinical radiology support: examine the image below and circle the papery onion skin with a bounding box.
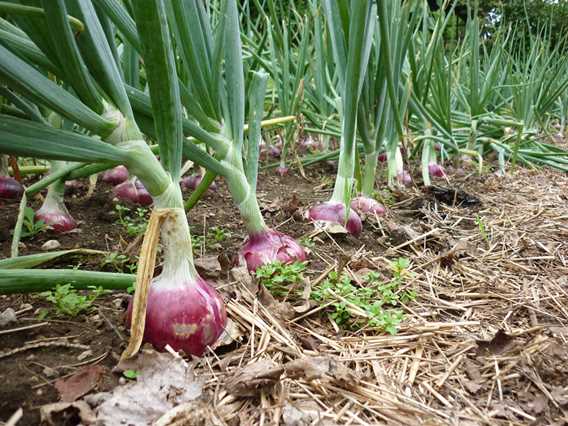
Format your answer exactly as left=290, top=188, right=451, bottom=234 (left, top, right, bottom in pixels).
left=35, top=203, right=77, bottom=233
left=241, top=229, right=307, bottom=272
left=307, top=202, right=363, bottom=236
left=102, top=165, right=129, bottom=185
left=180, top=174, right=218, bottom=192
left=126, top=276, right=227, bottom=357
left=351, top=196, right=386, bottom=216
left=397, top=171, right=412, bottom=186
left=275, top=166, right=289, bottom=176
left=428, top=163, right=446, bottom=178
left=114, top=179, right=153, bottom=206
left=0, top=176, right=24, bottom=200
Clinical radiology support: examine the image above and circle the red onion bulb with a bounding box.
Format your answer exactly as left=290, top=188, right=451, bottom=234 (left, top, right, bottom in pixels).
left=307, top=202, right=363, bottom=236
left=351, top=197, right=386, bottom=216
left=240, top=229, right=307, bottom=272
left=35, top=197, right=77, bottom=233
left=127, top=275, right=226, bottom=356
left=114, top=179, right=153, bottom=206
left=102, top=165, right=129, bottom=185
left=0, top=176, right=24, bottom=200
left=428, top=163, right=446, bottom=178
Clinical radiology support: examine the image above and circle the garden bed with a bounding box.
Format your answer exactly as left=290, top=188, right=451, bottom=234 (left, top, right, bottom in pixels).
left=1, top=165, right=567, bottom=425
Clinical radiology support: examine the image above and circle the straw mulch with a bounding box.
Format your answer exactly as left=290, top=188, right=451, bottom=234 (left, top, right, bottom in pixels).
left=188, top=168, right=568, bottom=426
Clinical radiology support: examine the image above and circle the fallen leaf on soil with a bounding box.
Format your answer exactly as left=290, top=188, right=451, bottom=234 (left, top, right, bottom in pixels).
left=282, top=401, right=332, bottom=426
left=226, top=359, right=283, bottom=396
left=476, top=329, right=515, bottom=355
left=292, top=278, right=312, bottom=314
left=87, top=350, right=202, bottom=426
left=230, top=265, right=255, bottom=293
left=40, top=401, right=96, bottom=425
left=195, top=255, right=222, bottom=278
left=212, top=318, right=244, bottom=349
left=284, top=356, right=358, bottom=387
left=55, top=365, right=107, bottom=402
left=258, top=286, right=296, bottom=321
left=525, top=392, right=548, bottom=414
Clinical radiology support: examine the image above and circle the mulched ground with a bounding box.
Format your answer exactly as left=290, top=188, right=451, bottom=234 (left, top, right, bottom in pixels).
left=1, top=162, right=567, bottom=425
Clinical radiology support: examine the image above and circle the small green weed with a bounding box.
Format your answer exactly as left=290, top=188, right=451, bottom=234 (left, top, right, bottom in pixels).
left=299, top=236, right=316, bottom=250
left=192, top=226, right=231, bottom=253
left=100, top=252, right=137, bottom=273
left=115, top=204, right=148, bottom=236
left=373, top=189, right=396, bottom=207
left=21, top=207, right=46, bottom=238
left=311, top=258, right=415, bottom=334
left=255, top=261, right=307, bottom=297
left=40, top=284, right=104, bottom=317
left=474, top=215, right=489, bottom=244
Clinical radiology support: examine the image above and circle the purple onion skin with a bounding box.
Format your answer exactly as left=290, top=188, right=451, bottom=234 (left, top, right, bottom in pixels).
left=275, top=166, right=289, bottom=176
left=269, top=145, right=281, bottom=159
left=126, top=276, right=227, bottom=357
left=102, top=165, right=129, bottom=185
left=35, top=207, right=77, bottom=233
left=307, top=202, right=363, bottom=236
left=0, top=176, right=24, bottom=200
left=241, top=229, right=307, bottom=272
left=351, top=197, right=386, bottom=216
left=180, top=174, right=218, bottom=192
left=180, top=174, right=202, bottom=191
left=397, top=171, right=412, bottom=186
left=428, top=163, right=446, bottom=178
left=113, top=180, right=153, bottom=206
left=377, top=152, right=387, bottom=163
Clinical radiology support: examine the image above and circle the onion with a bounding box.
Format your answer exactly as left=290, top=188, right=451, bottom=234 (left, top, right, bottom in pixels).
left=114, top=178, right=153, bottom=206
left=126, top=208, right=226, bottom=356
left=126, top=276, right=226, bottom=356
left=0, top=176, right=24, bottom=200
left=428, top=163, right=445, bottom=178
left=396, top=171, right=412, bottom=186
left=351, top=197, right=386, bottom=216
left=240, top=229, right=307, bottom=272
left=102, top=165, right=129, bottom=185
left=269, top=145, right=281, bottom=158
left=377, top=152, right=387, bottom=163
left=275, top=166, right=289, bottom=176
left=307, top=202, right=362, bottom=236
left=180, top=174, right=218, bottom=192
left=35, top=195, right=77, bottom=233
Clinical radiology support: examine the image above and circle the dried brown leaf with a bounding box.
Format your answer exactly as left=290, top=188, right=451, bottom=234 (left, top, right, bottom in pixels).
left=226, top=359, right=283, bottom=396
left=476, top=330, right=515, bottom=356
left=55, top=365, right=107, bottom=402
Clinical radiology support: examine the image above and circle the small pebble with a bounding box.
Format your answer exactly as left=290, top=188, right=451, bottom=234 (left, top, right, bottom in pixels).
left=0, top=307, right=17, bottom=326
left=41, top=240, right=61, bottom=250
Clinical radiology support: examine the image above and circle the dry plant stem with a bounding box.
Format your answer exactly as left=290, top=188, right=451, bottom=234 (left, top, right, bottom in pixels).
left=120, top=208, right=169, bottom=361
